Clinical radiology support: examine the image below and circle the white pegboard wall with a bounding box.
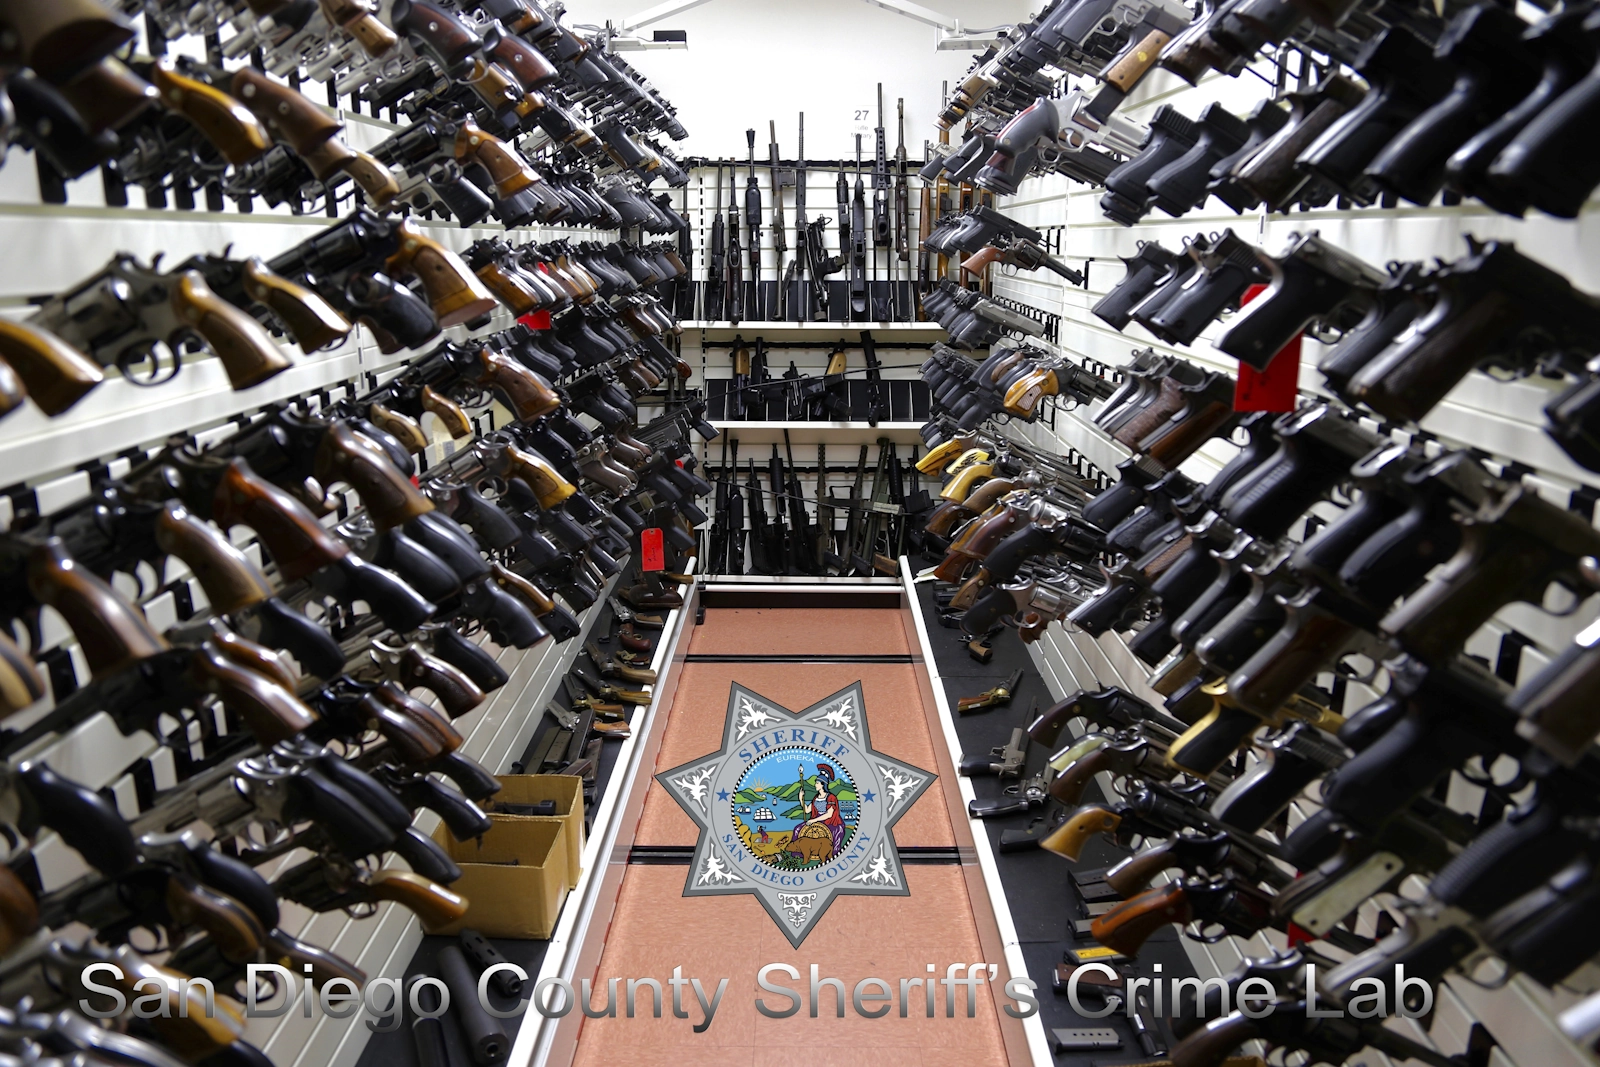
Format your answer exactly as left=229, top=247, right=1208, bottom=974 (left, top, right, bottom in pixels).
left=982, top=39, right=1600, bottom=1067
left=0, top=27, right=648, bottom=1067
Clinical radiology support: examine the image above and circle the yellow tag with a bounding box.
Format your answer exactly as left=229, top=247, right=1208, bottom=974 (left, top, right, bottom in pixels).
left=1073, top=946, right=1122, bottom=960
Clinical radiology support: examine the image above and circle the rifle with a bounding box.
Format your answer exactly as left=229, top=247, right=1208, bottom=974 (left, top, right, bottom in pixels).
left=745, top=128, right=764, bottom=321
left=709, top=434, right=731, bottom=574
left=793, top=112, right=820, bottom=321
left=727, top=438, right=747, bottom=575
left=872, top=85, right=892, bottom=320
left=728, top=335, right=750, bottom=421
left=769, top=120, right=789, bottom=321
left=843, top=446, right=868, bottom=570
left=707, top=161, right=726, bottom=320
left=767, top=445, right=793, bottom=574
left=895, top=97, right=910, bottom=267
left=861, top=330, right=890, bottom=426
left=851, top=134, right=869, bottom=320
left=935, top=87, right=953, bottom=283
left=815, top=444, right=845, bottom=574
left=782, top=431, right=816, bottom=575
left=853, top=438, right=898, bottom=575
left=674, top=182, right=696, bottom=319
left=746, top=458, right=774, bottom=575
left=728, top=163, right=745, bottom=322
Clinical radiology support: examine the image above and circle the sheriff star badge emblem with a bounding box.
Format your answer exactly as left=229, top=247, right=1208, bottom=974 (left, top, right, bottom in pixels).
left=656, top=682, right=936, bottom=946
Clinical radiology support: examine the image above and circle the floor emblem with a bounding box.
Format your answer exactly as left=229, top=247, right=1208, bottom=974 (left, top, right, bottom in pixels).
left=657, top=682, right=936, bottom=946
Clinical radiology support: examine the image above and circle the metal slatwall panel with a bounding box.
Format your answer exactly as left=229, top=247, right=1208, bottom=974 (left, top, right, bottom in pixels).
left=988, top=51, right=1600, bottom=1067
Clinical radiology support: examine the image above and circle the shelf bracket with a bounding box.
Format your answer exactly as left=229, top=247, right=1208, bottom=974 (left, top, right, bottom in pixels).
left=853, top=0, right=1006, bottom=49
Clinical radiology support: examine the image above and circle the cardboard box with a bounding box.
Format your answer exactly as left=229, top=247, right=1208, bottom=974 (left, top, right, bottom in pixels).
left=430, top=817, right=568, bottom=939
left=491, top=774, right=585, bottom=888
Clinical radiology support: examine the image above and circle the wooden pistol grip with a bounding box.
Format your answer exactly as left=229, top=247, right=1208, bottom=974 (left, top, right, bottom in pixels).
left=1112, top=376, right=1186, bottom=450
left=1105, top=842, right=1179, bottom=897
left=960, top=246, right=1004, bottom=275
left=0, top=865, right=39, bottom=955
left=940, top=463, right=994, bottom=503
left=0, top=630, right=46, bottom=714
left=264, top=929, right=368, bottom=988
left=171, top=272, right=293, bottom=389
left=314, top=422, right=434, bottom=527
left=297, top=135, right=358, bottom=182
left=230, top=67, right=341, bottom=158
left=917, top=436, right=972, bottom=474
left=321, top=0, right=398, bottom=55
left=925, top=500, right=974, bottom=538
left=475, top=263, right=542, bottom=316
left=213, top=459, right=349, bottom=582
left=962, top=478, right=1019, bottom=515
left=341, top=149, right=402, bottom=207
left=1144, top=397, right=1236, bottom=466
left=826, top=349, right=848, bottom=376
left=5, top=0, right=135, bottom=84
left=1102, top=28, right=1171, bottom=92
left=421, top=385, right=472, bottom=438
left=490, top=561, right=557, bottom=615
left=454, top=118, right=537, bottom=196
left=151, top=58, right=270, bottom=164
left=164, top=875, right=267, bottom=963
left=504, top=444, right=577, bottom=509
left=398, top=645, right=485, bottom=718
left=369, top=403, right=429, bottom=453
left=945, top=448, right=991, bottom=476
left=106, top=954, right=245, bottom=1057
left=951, top=506, right=1026, bottom=563
left=1041, top=805, right=1122, bottom=861
left=0, top=357, right=24, bottom=421
left=553, top=257, right=601, bottom=299
left=1090, top=883, right=1193, bottom=956
left=58, top=56, right=157, bottom=133
left=191, top=642, right=317, bottom=743
left=154, top=501, right=273, bottom=614
left=394, top=1, right=483, bottom=66
left=28, top=539, right=167, bottom=676
left=1048, top=747, right=1119, bottom=806
left=1004, top=369, right=1058, bottom=416
left=241, top=258, right=351, bottom=352
left=1170, top=1015, right=1268, bottom=1067
left=374, top=681, right=462, bottom=750
left=370, top=869, right=468, bottom=931
left=386, top=221, right=498, bottom=328
left=0, top=319, right=103, bottom=415
left=487, top=31, right=559, bottom=89
left=211, top=629, right=298, bottom=691
left=365, top=696, right=446, bottom=764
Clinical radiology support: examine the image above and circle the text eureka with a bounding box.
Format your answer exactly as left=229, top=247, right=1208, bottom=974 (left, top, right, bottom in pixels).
left=79, top=962, right=1041, bottom=1034
left=728, top=727, right=867, bottom=886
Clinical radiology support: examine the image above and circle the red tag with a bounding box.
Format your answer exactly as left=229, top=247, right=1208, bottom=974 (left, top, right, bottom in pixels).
left=1233, top=284, right=1301, bottom=413
left=1285, top=922, right=1317, bottom=949
left=640, top=528, right=665, bottom=571
left=518, top=310, right=552, bottom=330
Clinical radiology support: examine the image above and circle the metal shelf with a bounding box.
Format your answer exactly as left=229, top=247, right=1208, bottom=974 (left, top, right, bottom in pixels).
left=682, top=321, right=945, bottom=341
left=710, top=420, right=926, bottom=446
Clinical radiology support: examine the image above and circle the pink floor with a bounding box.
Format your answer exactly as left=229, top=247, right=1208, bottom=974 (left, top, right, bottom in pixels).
left=568, top=608, right=1006, bottom=1066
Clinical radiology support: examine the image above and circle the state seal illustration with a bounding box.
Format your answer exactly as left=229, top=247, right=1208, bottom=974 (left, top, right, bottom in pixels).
left=656, top=681, right=936, bottom=946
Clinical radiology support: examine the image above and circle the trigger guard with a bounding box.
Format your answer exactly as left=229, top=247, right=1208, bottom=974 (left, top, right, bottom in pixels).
left=1184, top=919, right=1229, bottom=945
left=116, top=342, right=182, bottom=388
